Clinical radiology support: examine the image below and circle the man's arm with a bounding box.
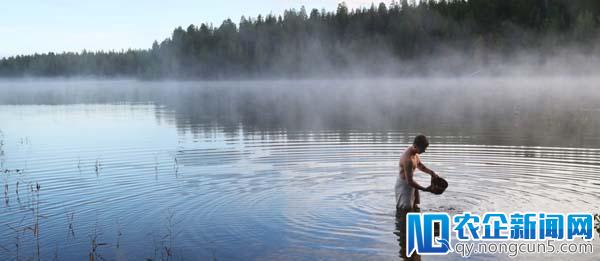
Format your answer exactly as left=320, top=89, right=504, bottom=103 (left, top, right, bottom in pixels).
left=417, top=161, right=438, bottom=178
left=405, top=160, right=430, bottom=191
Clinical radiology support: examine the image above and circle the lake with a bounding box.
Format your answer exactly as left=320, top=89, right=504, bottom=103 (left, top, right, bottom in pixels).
left=0, top=78, right=599, bottom=260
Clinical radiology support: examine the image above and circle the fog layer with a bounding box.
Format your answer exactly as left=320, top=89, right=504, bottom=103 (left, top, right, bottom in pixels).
left=1, top=77, right=600, bottom=148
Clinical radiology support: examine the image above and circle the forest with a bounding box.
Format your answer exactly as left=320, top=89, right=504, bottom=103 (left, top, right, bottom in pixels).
left=1, top=0, right=600, bottom=79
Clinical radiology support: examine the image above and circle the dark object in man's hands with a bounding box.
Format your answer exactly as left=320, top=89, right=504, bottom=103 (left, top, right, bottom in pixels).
left=429, top=176, right=448, bottom=195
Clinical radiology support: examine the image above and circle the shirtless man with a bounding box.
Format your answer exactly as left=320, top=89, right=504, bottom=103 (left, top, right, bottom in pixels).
left=395, top=135, right=438, bottom=210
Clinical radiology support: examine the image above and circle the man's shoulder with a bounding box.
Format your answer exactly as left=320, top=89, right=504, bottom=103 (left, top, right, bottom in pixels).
left=400, top=155, right=414, bottom=166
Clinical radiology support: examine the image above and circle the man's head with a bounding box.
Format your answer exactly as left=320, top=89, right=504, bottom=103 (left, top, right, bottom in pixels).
left=413, top=134, right=429, bottom=154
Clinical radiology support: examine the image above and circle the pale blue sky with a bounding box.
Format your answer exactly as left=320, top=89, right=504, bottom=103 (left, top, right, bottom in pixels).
left=0, top=0, right=374, bottom=58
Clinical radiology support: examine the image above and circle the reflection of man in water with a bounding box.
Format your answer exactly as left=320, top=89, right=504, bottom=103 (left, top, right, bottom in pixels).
left=394, top=135, right=438, bottom=260
left=395, top=209, right=421, bottom=260
left=396, top=135, right=438, bottom=210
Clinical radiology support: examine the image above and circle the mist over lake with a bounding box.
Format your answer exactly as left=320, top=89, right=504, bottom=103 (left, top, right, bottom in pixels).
left=3, top=0, right=600, bottom=259
left=0, top=78, right=598, bottom=260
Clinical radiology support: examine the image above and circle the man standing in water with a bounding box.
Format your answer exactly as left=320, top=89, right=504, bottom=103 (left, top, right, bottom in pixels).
left=395, top=135, right=439, bottom=260
left=396, top=135, right=438, bottom=210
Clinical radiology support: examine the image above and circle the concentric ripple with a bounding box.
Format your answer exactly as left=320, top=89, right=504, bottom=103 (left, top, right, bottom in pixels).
left=0, top=103, right=599, bottom=260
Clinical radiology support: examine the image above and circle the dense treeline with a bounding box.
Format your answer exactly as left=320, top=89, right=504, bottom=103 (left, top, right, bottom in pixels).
left=1, top=0, right=600, bottom=79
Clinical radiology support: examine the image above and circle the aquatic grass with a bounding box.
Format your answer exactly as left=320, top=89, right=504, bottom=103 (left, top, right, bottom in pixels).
left=30, top=182, right=42, bottom=261
left=95, top=159, right=100, bottom=176
left=4, top=182, right=46, bottom=261
left=0, top=152, right=188, bottom=261
left=2, top=185, right=183, bottom=261
left=4, top=182, right=8, bottom=206
left=145, top=210, right=181, bottom=261
left=173, top=157, right=179, bottom=177
left=162, top=210, right=176, bottom=260
left=0, top=131, right=39, bottom=260
left=15, top=181, right=22, bottom=206
left=115, top=220, right=122, bottom=249
left=67, top=211, right=75, bottom=239
left=5, top=216, right=27, bottom=261
left=88, top=224, right=109, bottom=261
left=0, top=130, right=4, bottom=163
left=18, top=137, right=30, bottom=145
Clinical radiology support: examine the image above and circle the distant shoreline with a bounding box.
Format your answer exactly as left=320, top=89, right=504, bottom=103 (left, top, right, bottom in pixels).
left=2, top=1, right=600, bottom=79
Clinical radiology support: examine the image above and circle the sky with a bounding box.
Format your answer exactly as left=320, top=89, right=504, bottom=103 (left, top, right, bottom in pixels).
left=0, top=0, right=374, bottom=58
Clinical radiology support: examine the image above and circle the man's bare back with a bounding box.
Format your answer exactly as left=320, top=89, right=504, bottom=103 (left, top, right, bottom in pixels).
left=396, top=135, right=438, bottom=209
left=399, top=147, right=420, bottom=181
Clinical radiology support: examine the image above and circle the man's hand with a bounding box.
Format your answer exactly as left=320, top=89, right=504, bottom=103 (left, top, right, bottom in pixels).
left=431, top=172, right=439, bottom=179
left=423, top=185, right=432, bottom=192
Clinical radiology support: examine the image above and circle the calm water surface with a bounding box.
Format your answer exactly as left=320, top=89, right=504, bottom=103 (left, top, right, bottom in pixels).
left=0, top=79, right=599, bottom=260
